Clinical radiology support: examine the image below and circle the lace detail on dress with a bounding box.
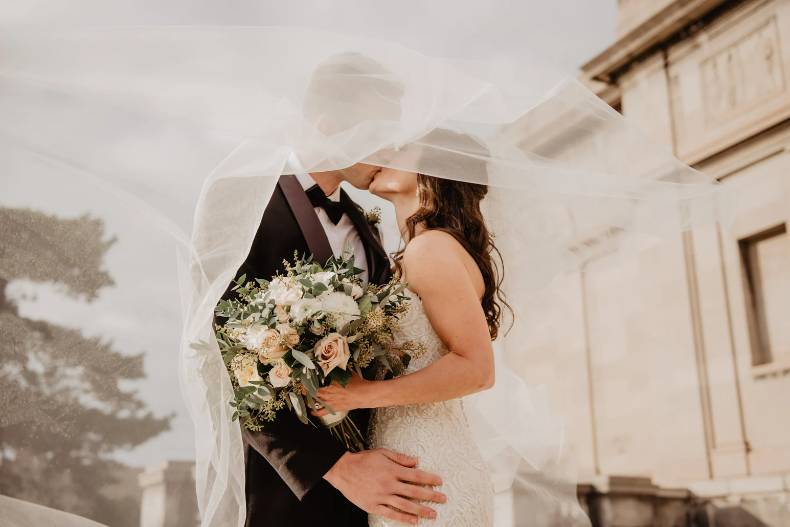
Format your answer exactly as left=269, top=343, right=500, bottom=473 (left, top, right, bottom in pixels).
left=368, top=289, right=494, bottom=527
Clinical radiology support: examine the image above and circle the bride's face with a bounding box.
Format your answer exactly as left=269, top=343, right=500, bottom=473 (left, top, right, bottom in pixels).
left=369, top=167, right=418, bottom=201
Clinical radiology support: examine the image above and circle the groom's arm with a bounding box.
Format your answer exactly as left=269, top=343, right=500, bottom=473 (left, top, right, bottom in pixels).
left=241, top=413, right=346, bottom=500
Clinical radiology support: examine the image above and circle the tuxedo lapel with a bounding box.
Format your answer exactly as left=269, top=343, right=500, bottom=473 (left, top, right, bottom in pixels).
left=340, top=189, right=390, bottom=285
left=278, top=175, right=334, bottom=265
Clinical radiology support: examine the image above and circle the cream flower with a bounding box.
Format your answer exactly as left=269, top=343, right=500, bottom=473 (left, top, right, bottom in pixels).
left=319, top=291, right=361, bottom=330
left=311, top=271, right=336, bottom=287
left=268, top=277, right=303, bottom=306
left=314, top=333, right=351, bottom=376
left=241, top=324, right=276, bottom=351
left=289, top=298, right=322, bottom=324
left=268, top=360, right=293, bottom=388
left=231, top=354, right=263, bottom=387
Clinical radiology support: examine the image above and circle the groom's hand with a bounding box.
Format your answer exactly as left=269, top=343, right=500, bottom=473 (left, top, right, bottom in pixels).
left=324, top=449, right=446, bottom=525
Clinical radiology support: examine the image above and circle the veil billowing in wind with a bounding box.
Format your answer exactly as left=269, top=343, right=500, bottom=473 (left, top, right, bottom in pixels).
left=0, top=24, right=731, bottom=527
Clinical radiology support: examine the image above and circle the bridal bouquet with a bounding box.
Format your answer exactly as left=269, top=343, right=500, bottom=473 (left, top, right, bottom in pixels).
left=214, top=253, right=409, bottom=451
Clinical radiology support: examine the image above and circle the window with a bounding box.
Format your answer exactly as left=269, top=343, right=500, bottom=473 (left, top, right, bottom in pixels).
left=739, top=224, right=790, bottom=367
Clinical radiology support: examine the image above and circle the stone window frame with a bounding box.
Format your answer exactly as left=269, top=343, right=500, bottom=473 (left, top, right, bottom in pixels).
left=738, top=222, right=789, bottom=371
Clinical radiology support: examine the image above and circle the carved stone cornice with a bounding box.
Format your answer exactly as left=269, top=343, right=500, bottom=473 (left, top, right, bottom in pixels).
left=581, top=0, right=731, bottom=82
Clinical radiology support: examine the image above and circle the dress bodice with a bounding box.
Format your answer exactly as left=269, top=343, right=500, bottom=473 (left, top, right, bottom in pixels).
left=393, top=288, right=447, bottom=372
left=368, top=287, right=494, bottom=527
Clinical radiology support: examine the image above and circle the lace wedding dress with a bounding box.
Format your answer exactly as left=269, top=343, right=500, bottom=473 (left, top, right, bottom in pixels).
left=368, top=289, right=495, bottom=527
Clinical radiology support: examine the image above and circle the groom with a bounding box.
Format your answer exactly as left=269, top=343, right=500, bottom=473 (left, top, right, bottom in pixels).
left=220, top=53, right=446, bottom=527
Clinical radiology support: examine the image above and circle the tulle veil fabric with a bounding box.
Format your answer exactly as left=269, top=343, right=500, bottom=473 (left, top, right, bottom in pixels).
left=0, top=25, right=731, bottom=527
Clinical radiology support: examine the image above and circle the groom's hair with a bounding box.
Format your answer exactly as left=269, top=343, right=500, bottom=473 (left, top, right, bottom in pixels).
left=303, top=52, right=404, bottom=135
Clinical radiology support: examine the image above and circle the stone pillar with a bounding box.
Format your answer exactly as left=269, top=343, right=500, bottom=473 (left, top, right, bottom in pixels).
left=138, top=461, right=199, bottom=527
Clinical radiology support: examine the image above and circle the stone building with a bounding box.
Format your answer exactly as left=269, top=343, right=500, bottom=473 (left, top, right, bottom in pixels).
left=554, top=0, right=790, bottom=524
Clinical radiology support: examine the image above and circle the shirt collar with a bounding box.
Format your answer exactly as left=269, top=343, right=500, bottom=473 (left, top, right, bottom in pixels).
left=295, top=173, right=341, bottom=202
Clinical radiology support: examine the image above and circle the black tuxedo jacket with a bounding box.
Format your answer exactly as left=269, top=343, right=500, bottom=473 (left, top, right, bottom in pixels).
left=219, top=175, right=390, bottom=527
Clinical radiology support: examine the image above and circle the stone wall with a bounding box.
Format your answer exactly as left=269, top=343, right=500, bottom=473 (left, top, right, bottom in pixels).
left=575, top=0, right=790, bottom=524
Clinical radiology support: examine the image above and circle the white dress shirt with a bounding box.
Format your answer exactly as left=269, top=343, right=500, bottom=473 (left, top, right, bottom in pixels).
left=296, top=173, right=369, bottom=285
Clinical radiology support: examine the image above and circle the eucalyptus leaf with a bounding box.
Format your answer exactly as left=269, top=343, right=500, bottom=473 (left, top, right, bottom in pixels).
left=357, top=295, right=373, bottom=315
left=340, top=318, right=364, bottom=336
left=256, top=385, right=274, bottom=399
left=291, top=349, right=316, bottom=370
left=301, top=371, right=318, bottom=396
left=308, top=368, right=321, bottom=391
left=289, top=392, right=309, bottom=425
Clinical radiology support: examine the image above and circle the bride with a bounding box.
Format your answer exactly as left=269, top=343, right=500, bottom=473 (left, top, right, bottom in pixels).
left=314, top=135, right=506, bottom=526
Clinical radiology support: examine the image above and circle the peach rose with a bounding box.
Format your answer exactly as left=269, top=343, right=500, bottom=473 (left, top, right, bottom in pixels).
left=314, top=333, right=351, bottom=376
left=268, top=360, right=293, bottom=388
left=255, top=328, right=288, bottom=362
left=276, top=323, right=300, bottom=347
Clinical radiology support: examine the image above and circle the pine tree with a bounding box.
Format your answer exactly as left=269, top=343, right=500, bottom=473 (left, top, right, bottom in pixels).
left=0, top=207, right=171, bottom=527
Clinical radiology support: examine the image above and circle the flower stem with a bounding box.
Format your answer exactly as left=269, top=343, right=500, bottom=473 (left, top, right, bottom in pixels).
left=328, top=417, right=366, bottom=452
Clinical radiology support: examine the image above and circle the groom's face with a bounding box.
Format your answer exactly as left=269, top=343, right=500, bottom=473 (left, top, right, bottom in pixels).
left=337, top=163, right=381, bottom=190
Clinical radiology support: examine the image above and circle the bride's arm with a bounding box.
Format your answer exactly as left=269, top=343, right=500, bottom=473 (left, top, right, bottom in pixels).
left=315, top=231, right=495, bottom=411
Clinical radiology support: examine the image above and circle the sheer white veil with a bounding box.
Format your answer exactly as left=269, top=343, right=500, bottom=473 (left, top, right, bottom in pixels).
left=0, top=23, right=732, bottom=527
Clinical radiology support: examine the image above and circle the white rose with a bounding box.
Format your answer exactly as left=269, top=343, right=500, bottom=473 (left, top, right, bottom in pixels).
left=319, top=291, right=361, bottom=330
left=232, top=354, right=263, bottom=387
left=311, top=271, right=336, bottom=286
left=289, top=298, right=322, bottom=324
left=266, top=277, right=288, bottom=299
left=268, top=277, right=303, bottom=306
left=268, top=360, right=293, bottom=388
left=241, top=324, right=276, bottom=351
left=314, top=333, right=351, bottom=376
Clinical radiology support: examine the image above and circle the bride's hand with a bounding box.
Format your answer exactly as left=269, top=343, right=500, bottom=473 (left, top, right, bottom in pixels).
left=312, top=373, right=373, bottom=415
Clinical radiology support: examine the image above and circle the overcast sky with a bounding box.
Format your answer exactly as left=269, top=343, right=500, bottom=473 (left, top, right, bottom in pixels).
left=3, top=1, right=618, bottom=467
left=1, top=1, right=616, bottom=73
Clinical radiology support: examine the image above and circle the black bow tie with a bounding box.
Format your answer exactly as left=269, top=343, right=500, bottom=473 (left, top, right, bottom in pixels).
left=306, top=184, right=346, bottom=224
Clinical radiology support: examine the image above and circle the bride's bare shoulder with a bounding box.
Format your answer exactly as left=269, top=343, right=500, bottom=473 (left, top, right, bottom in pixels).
left=402, top=230, right=470, bottom=285
left=404, top=229, right=464, bottom=257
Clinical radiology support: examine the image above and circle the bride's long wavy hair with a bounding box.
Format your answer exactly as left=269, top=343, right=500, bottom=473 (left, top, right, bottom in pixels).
left=392, top=131, right=512, bottom=340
